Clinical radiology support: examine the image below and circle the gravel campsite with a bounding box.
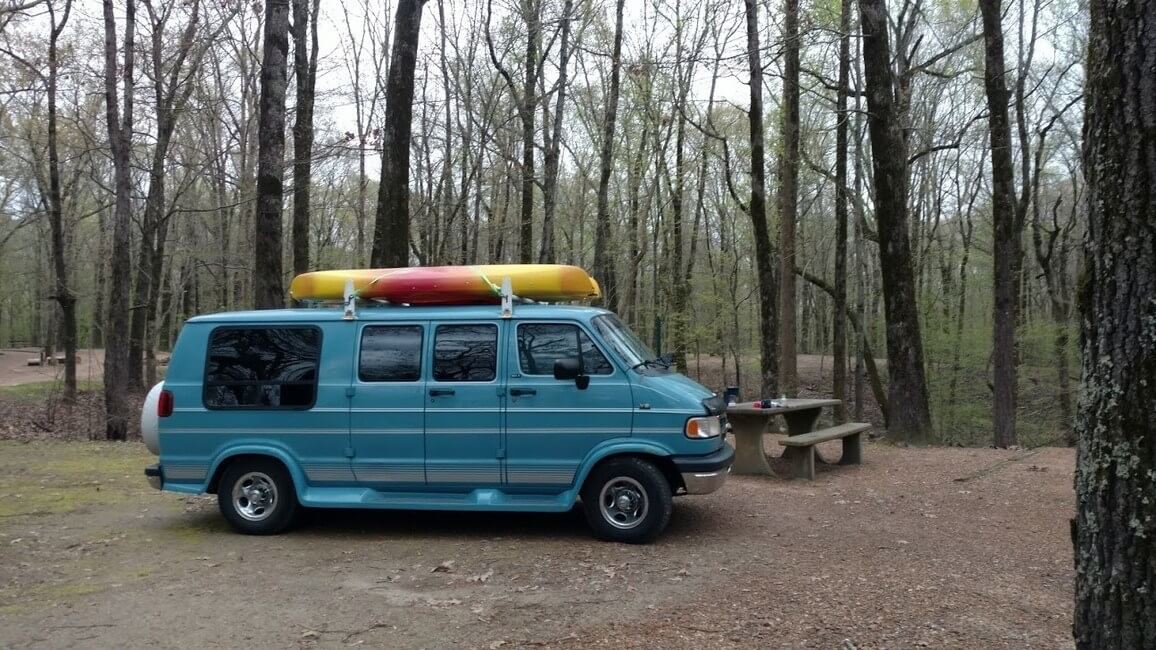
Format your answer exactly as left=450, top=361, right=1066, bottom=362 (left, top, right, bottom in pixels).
left=0, top=432, right=1074, bottom=649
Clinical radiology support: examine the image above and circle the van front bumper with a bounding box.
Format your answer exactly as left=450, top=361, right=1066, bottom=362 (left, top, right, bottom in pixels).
left=672, top=443, right=734, bottom=494
left=145, top=464, right=163, bottom=490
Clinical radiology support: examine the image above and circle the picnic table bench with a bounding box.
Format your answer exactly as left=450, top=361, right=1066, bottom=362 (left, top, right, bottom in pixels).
left=726, top=398, right=870, bottom=479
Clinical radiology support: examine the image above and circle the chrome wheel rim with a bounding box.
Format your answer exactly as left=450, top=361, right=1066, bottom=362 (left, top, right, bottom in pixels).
left=598, top=477, right=649, bottom=530
left=232, top=471, right=278, bottom=522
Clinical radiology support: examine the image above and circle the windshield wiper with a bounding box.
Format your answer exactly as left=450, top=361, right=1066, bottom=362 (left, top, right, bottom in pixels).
left=630, top=353, right=674, bottom=371
left=630, top=358, right=660, bottom=371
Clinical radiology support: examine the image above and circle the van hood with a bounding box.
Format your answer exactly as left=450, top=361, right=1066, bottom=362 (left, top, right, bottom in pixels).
left=631, top=371, right=715, bottom=412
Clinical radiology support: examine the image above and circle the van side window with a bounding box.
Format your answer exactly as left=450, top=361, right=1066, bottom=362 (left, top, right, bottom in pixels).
left=203, top=327, right=321, bottom=409
left=517, top=323, right=613, bottom=375
left=360, top=325, right=423, bottom=381
left=433, top=324, right=497, bottom=382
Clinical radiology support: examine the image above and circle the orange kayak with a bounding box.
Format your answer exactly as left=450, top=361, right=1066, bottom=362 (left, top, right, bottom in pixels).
left=289, top=264, right=602, bottom=304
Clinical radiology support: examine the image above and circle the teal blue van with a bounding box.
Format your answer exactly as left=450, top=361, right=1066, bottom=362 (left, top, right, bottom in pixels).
left=141, top=302, right=733, bottom=543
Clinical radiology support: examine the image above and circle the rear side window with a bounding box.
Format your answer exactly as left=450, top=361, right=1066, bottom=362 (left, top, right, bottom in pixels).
left=203, top=327, right=321, bottom=409
left=517, top=323, right=614, bottom=375
left=433, top=324, right=497, bottom=382
left=360, top=325, right=423, bottom=381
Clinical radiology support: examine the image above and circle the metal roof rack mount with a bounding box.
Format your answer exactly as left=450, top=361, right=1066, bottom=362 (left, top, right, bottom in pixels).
left=342, top=280, right=358, bottom=320
left=337, top=275, right=540, bottom=321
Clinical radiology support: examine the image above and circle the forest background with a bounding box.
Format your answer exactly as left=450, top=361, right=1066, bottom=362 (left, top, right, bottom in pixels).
left=0, top=0, right=1085, bottom=446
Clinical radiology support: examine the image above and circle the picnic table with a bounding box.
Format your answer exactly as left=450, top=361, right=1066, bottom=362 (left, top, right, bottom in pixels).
left=726, top=398, right=870, bottom=479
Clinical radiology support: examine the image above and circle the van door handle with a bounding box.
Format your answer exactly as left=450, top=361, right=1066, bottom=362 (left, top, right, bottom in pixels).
left=429, top=388, right=456, bottom=397
left=510, top=388, right=537, bottom=397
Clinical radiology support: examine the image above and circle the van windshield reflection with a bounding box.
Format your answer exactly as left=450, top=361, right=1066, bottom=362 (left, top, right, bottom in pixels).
left=592, top=314, right=669, bottom=374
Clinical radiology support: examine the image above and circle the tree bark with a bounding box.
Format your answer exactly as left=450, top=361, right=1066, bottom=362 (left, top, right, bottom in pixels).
left=516, top=0, right=540, bottom=264
left=254, top=0, right=290, bottom=308
left=832, top=0, right=850, bottom=422
left=291, top=0, right=320, bottom=277
left=778, top=0, right=800, bottom=395
left=857, top=0, right=933, bottom=442
left=979, top=0, right=1019, bottom=448
left=371, top=0, right=425, bottom=268
left=1072, top=1, right=1156, bottom=646
left=744, top=0, right=778, bottom=397
left=45, top=0, right=76, bottom=402
left=539, top=0, right=573, bottom=264
left=102, top=0, right=135, bottom=440
left=592, top=0, right=625, bottom=312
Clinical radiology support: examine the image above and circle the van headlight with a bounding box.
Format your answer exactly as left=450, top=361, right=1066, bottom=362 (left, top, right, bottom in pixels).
left=685, top=415, right=722, bottom=439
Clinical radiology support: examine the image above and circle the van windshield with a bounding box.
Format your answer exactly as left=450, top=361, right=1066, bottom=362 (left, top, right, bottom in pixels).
left=592, top=314, right=665, bottom=372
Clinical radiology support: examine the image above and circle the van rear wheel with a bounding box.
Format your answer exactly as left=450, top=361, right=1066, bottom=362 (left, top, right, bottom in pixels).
left=581, top=457, right=672, bottom=543
left=218, top=459, right=298, bottom=535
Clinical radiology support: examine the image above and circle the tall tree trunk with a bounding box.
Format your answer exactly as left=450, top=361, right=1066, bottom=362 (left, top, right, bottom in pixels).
left=46, top=1, right=76, bottom=402
left=254, top=0, right=290, bottom=308
left=857, top=0, right=933, bottom=442
left=371, top=0, right=425, bottom=268
left=744, top=0, right=778, bottom=397
left=128, top=0, right=206, bottom=388
left=91, top=207, right=107, bottom=349
left=539, top=0, right=573, bottom=264
left=517, top=0, right=540, bottom=264
left=1073, top=1, right=1156, bottom=644
left=592, top=0, right=625, bottom=312
left=778, top=0, right=800, bottom=395
left=291, top=0, right=320, bottom=276
left=832, top=0, right=850, bottom=422
left=102, top=0, right=136, bottom=440
left=624, top=124, right=649, bottom=324
left=979, top=0, right=1019, bottom=448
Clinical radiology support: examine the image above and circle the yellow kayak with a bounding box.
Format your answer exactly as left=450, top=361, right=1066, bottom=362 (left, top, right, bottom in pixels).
left=289, top=264, right=602, bottom=304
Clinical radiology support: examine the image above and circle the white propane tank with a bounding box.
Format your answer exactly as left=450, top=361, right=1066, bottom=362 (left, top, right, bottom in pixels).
left=141, top=382, right=164, bottom=455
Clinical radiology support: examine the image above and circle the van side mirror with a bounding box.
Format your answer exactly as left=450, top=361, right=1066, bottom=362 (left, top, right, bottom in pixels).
left=553, top=358, right=590, bottom=390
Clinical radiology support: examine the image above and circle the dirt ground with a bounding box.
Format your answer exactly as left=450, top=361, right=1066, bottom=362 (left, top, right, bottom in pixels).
left=0, top=349, right=106, bottom=388
left=0, top=438, right=1075, bottom=649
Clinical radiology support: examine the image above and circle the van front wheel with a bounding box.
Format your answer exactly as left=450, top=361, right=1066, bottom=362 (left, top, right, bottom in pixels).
left=581, top=458, right=672, bottom=543
left=218, top=459, right=298, bottom=535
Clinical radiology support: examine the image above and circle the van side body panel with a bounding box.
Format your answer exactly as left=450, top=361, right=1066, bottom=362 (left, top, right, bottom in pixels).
left=159, top=320, right=355, bottom=491
left=154, top=305, right=728, bottom=514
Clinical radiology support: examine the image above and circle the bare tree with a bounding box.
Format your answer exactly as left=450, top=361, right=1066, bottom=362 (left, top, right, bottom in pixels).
left=857, top=0, right=933, bottom=442
left=979, top=0, right=1019, bottom=448
left=832, top=0, right=851, bottom=421
left=45, top=0, right=74, bottom=400
left=592, top=0, right=625, bottom=311
left=291, top=0, right=320, bottom=276
left=130, top=0, right=230, bottom=387
left=778, top=0, right=800, bottom=395
left=102, top=0, right=136, bottom=439
left=371, top=0, right=426, bottom=268
left=539, top=0, right=574, bottom=264
left=254, top=0, right=290, bottom=307
left=744, top=0, right=778, bottom=396
left=0, top=1, right=78, bottom=398
left=339, top=0, right=390, bottom=267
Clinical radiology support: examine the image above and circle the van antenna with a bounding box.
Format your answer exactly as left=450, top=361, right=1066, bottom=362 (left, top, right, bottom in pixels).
left=500, top=277, right=513, bottom=318
left=342, top=280, right=357, bottom=320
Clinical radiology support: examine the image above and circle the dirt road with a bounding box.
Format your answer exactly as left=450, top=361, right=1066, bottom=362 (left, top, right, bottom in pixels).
left=0, top=440, right=1073, bottom=649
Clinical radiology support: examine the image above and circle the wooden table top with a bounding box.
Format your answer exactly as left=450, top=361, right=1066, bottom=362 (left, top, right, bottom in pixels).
left=725, top=398, right=842, bottom=416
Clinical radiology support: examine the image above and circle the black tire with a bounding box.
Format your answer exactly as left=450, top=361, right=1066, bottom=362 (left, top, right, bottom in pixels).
left=217, top=458, right=299, bottom=535
left=581, top=457, right=673, bottom=544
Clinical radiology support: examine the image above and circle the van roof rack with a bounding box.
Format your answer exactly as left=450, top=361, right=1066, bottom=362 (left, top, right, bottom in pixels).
left=335, top=276, right=538, bottom=321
